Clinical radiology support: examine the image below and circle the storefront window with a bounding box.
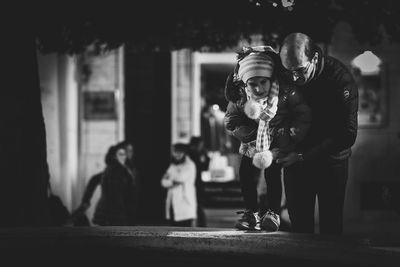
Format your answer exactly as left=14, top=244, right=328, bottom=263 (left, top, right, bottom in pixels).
left=351, top=51, right=387, bottom=128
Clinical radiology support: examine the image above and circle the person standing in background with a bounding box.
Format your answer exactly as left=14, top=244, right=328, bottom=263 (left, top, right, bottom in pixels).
left=71, top=141, right=139, bottom=226
left=92, top=142, right=137, bottom=226
left=119, top=140, right=140, bottom=225
left=188, top=136, right=210, bottom=227
left=161, top=143, right=197, bottom=227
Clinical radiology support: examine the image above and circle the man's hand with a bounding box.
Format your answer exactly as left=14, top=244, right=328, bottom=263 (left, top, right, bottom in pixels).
left=270, top=148, right=280, bottom=160
left=276, top=152, right=302, bottom=167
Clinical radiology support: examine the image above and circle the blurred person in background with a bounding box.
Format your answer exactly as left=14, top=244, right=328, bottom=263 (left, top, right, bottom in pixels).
left=161, top=143, right=197, bottom=227
left=188, top=136, right=210, bottom=227
left=92, top=142, right=137, bottom=226
left=71, top=141, right=139, bottom=225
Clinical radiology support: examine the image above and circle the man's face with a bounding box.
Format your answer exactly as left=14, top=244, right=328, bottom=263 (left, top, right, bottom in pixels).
left=280, top=48, right=318, bottom=86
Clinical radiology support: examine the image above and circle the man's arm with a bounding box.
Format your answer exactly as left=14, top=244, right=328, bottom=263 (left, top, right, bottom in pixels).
left=161, top=166, right=174, bottom=188
left=80, top=172, right=103, bottom=208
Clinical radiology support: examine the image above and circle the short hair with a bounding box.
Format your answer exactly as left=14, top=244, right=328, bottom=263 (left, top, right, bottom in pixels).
left=173, top=143, right=188, bottom=153
left=189, top=136, right=203, bottom=146
left=280, top=33, right=318, bottom=67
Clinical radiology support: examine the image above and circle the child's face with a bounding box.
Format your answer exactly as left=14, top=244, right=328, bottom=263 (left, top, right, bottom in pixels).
left=245, top=76, right=271, bottom=101
left=172, top=149, right=185, bottom=161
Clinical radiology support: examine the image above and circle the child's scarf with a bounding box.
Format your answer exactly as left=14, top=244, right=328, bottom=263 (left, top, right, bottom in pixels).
left=244, top=82, right=279, bottom=169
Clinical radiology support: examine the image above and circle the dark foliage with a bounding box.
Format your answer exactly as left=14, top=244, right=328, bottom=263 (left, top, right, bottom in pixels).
left=27, top=0, right=400, bottom=54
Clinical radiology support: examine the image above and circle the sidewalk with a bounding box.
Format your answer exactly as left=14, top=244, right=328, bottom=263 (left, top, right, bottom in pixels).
left=0, top=226, right=399, bottom=266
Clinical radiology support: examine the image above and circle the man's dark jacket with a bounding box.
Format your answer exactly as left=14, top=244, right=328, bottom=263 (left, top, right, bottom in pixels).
left=294, top=52, right=359, bottom=161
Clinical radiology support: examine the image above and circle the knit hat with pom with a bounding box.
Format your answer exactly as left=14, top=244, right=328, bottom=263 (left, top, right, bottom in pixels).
left=238, top=53, right=274, bottom=83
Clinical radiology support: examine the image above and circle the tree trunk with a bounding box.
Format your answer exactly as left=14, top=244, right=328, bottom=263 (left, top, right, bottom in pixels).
left=0, top=24, right=50, bottom=226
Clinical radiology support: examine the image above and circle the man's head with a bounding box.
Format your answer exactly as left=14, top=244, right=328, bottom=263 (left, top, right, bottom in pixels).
left=171, top=143, right=188, bottom=164
left=189, top=136, right=204, bottom=151
left=280, top=32, right=319, bottom=85
left=237, top=51, right=275, bottom=101
left=105, top=142, right=127, bottom=166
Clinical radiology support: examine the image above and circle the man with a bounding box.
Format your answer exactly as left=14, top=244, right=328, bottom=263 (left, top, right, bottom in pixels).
left=277, top=32, right=358, bottom=235
left=188, top=136, right=210, bottom=227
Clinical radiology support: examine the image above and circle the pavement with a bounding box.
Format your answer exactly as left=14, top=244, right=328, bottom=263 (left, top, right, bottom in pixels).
left=0, top=225, right=399, bottom=267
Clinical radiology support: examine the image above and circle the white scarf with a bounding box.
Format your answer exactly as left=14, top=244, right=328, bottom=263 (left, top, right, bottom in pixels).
left=243, top=82, right=279, bottom=169
left=256, top=97, right=278, bottom=152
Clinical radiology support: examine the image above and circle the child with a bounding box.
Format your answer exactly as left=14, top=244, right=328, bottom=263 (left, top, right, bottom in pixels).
left=224, top=46, right=311, bottom=231
left=161, top=143, right=197, bottom=227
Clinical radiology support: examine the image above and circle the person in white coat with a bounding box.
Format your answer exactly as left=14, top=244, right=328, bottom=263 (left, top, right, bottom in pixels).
left=161, top=143, right=197, bottom=227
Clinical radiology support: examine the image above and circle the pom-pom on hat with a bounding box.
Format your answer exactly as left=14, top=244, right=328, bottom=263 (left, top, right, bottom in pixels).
left=238, top=53, right=274, bottom=83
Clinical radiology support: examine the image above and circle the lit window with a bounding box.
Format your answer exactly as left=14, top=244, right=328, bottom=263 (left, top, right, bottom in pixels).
left=351, top=51, right=382, bottom=75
